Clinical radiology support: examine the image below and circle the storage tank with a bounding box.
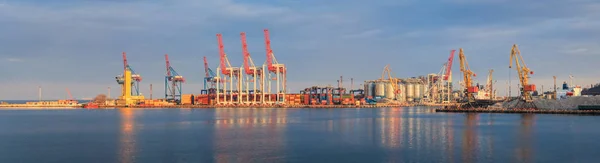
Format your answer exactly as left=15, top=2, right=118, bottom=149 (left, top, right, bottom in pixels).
left=407, top=84, right=414, bottom=98
left=368, top=82, right=376, bottom=97
left=364, top=82, right=372, bottom=98
left=375, top=82, right=385, bottom=97
left=414, top=84, right=421, bottom=99
left=385, top=82, right=395, bottom=99
left=396, top=83, right=406, bottom=102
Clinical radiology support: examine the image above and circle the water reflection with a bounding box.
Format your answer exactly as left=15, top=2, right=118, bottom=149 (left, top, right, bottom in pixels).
left=118, top=108, right=136, bottom=163
left=516, top=114, right=534, bottom=163
left=379, top=107, right=402, bottom=148
left=462, top=113, right=478, bottom=163
left=213, top=108, right=288, bottom=162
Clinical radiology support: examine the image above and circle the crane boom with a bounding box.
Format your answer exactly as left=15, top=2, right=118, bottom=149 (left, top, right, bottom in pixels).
left=217, top=33, right=230, bottom=75
left=122, top=52, right=128, bottom=70
left=459, top=48, right=477, bottom=102
left=241, top=32, right=255, bottom=74
left=165, top=54, right=171, bottom=77
left=66, top=88, right=74, bottom=101
left=444, top=50, right=456, bottom=80
left=381, top=65, right=400, bottom=97
left=264, top=29, right=274, bottom=72
left=203, top=56, right=210, bottom=78
left=509, top=44, right=535, bottom=102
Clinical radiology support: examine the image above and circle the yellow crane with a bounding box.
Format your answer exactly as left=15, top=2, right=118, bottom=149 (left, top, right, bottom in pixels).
left=509, top=44, right=535, bottom=103
left=459, top=48, right=478, bottom=103
left=381, top=65, right=400, bottom=99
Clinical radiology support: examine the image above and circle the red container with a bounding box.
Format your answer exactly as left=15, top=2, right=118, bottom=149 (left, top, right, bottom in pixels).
left=467, top=86, right=479, bottom=93
left=524, top=84, right=536, bottom=91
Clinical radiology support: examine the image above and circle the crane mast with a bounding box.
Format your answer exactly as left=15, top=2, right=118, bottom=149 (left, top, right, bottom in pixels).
left=459, top=48, right=477, bottom=103
left=509, top=44, right=535, bottom=103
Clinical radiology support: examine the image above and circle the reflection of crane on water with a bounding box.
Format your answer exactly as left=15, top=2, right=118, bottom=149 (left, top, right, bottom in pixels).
left=462, top=113, right=478, bottom=163
left=516, top=114, right=534, bottom=162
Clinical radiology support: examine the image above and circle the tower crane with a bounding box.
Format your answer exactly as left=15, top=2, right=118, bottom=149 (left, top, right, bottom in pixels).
left=458, top=48, right=478, bottom=106
left=263, top=29, right=287, bottom=105
left=509, top=44, right=537, bottom=108
left=241, top=32, right=264, bottom=105
left=165, top=54, right=185, bottom=102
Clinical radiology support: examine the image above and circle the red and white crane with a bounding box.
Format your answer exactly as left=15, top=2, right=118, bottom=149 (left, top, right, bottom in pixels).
left=241, top=32, right=264, bottom=105
left=216, top=33, right=242, bottom=106
left=263, top=29, right=287, bottom=105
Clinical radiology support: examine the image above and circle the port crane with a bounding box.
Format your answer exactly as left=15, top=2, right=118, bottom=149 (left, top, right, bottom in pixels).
left=424, top=49, right=455, bottom=103
left=216, top=33, right=242, bottom=105
left=264, top=29, right=287, bottom=105
left=202, top=56, right=219, bottom=94
left=458, top=48, right=479, bottom=107
left=381, top=65, right=400, bottom=100
left=164, top=54, right=185, bottom=103
left=509, top=44, right=537, bottom=109
left=116, top=52, right=142, bottom=96
left=241, top=32, right=264, bottom=105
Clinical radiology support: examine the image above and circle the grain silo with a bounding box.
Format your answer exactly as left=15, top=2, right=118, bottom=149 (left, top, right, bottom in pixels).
left=375, top=81, right=385, bottom=97
left=385, top=82, right=395, bottom=99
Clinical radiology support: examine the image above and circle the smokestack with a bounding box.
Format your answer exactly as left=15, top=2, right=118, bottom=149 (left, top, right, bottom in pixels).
left=150, top=84, right=153, bottom=100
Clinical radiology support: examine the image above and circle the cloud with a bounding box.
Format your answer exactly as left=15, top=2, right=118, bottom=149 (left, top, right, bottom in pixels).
left=6, top=58, right=22, bottom=62
left=0, top=0, right=599, bottom=99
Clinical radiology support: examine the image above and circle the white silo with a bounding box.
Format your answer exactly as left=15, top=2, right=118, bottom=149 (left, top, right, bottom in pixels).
left=375, top=82, right=385, bottom=97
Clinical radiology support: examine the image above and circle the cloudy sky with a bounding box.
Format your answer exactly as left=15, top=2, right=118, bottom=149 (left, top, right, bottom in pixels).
left=0, top=0, right=599, bottom=100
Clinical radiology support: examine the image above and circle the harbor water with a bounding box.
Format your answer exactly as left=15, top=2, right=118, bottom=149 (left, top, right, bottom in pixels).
left=0, top=106, right=599, bottom=162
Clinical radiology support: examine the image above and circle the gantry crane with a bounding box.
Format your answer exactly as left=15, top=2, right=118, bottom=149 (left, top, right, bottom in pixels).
left=509, top=44, right=537, bottom=109
left=458, top=48, right=479, bottom=107
left=263, top=29, right=287, bottom=105
left=203, top=56, right=218, bottom=92
left=381, top=65, right=400, bottom=100
left=165, top=54, right=185, bottom=103
left=216, top=33, right=242, bottom=105
left=116, top=52, right=142, bottom=96
left=241, top=32, right=264, bottom=105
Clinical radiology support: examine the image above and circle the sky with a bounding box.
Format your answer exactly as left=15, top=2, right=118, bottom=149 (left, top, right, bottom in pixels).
left=0, top=0, right=599, bottom=100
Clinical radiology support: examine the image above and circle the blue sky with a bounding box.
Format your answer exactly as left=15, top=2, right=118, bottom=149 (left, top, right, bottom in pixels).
left=0, top=0, right=599, bottom=100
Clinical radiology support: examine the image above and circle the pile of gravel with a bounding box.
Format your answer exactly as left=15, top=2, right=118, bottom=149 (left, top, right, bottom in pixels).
left=498, top=96, right=600, bottom=110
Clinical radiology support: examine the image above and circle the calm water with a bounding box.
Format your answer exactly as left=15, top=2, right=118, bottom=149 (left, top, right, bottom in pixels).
left=0, top=107, right=599, bottom=163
